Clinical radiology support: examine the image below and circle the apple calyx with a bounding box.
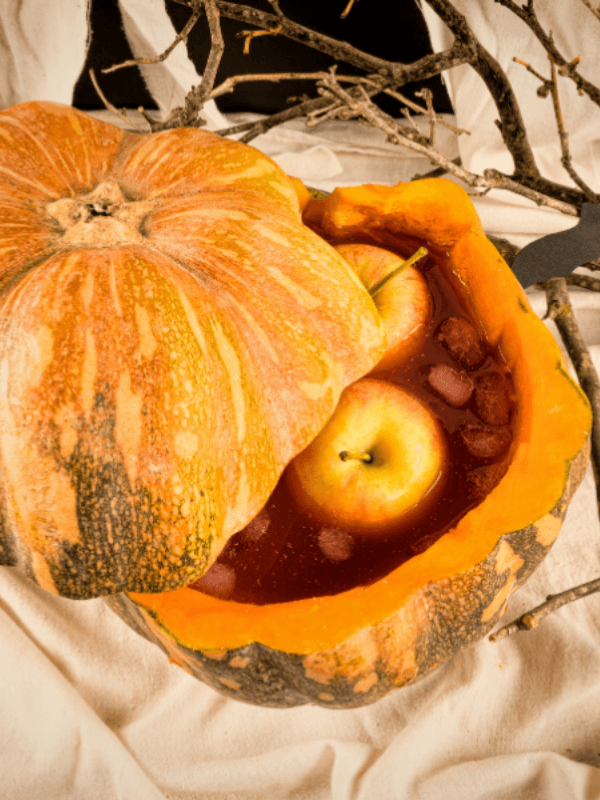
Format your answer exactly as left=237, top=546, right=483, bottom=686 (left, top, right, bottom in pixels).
left=339, top=450, right=373, bottom=463
left=369, top=246, right=428, bottom=298
left=286, top=378, right=445, bottom=533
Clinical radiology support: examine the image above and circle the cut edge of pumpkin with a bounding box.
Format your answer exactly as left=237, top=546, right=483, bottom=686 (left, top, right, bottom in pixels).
left=129, top=180, right=592, bottom=655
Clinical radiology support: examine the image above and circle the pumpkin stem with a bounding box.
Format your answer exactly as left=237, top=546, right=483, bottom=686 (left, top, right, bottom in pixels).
left=339, top=450, right=373, bottom=463
left=369, top=246, right=428, bottom=298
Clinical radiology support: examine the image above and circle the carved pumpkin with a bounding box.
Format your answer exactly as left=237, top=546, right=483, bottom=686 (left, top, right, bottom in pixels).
left=0, top=101, right=386, bottom=598
left=0, top=102, right=590, bottom=708
left=108, top=180, right=591, bottom=708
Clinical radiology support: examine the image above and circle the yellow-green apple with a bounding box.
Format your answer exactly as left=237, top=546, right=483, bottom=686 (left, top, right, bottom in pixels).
left=286, top=377, right=445, bottom=533
left=334, top=243, right=432, bottom=373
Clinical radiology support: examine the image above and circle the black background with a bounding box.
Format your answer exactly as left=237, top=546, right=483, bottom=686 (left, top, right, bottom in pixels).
left=73, top=0, right=453, bottom=116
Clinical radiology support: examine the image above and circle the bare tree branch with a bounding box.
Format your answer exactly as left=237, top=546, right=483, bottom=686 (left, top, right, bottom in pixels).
left=208, top=71, right=378, bottom=101
left=512, top=53, right=599, bottom=201
left=195, top=0, right=225, bottom=104
left=318, top=74, right=579, bottom=214
left=102, top=0, right=203, bottom=74
left=214, top=1, right=473, bottom=85
left=566, top=274, right=600, bottom=291
left=340, top=0, right=359, bottom=18
left=88, top=68, right=147, bottom=132
left=424, top=0, right=585, bottom=208
left=489, top=576, right=600, bottom=641
left=547, top=57, right=599, bottom=201
left=152, top=0, right=225, bottom=131
left=543, top=278, right=600, bottom=512
left=216, top=79, right=386, bottom=143
left=374, top=83, right=470, bottom=136
left=577, top=0, right=600, bottom=22
left=496, top=0, right=600, bottom=105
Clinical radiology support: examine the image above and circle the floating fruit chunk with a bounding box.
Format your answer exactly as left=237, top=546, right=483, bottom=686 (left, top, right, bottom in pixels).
left=436, top=316, right=485, bottom=369
left=427, top=363, right=475, bottom=407
left=317, top=528, right=354, bottom=562
left=237, top=508, right=271, bottom=544
left=466, top=462, right=510, bottom=501
left=460, top=424, right=512, bottom=458
left=287, top=378, right=445, bottom=533
left=474, top=372, right=511, bottom=426
left=192, top=563, right=236, bottom=600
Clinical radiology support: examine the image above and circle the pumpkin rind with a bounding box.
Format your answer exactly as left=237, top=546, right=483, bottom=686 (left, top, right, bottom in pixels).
left=0, top=102, right=386, bottom=598
left=108, top=177, right=592, bottom=708
left=107, top=422, right=589, bottom=709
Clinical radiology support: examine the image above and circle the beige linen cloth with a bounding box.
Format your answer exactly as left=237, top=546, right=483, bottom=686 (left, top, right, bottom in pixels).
left=1, top=1, right=600, bottom=797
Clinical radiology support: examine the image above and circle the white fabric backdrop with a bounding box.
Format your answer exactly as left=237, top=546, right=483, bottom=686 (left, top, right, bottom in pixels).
left=0, top=1, right=600, bottom=798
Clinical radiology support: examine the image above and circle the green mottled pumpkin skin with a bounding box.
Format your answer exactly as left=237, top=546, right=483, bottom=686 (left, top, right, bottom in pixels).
left=106, top=436, right=589, bottom=708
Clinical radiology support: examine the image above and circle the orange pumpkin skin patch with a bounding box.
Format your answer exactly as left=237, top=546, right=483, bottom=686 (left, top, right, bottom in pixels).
left=0, top=102, right=386, bottom=598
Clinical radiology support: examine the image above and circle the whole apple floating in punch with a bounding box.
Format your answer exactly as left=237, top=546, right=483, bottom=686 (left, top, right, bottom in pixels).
left=0, top=102, right=591, bottom=709
left=286, top=377, right=445, bottom=532
left=333, top=243, right=432, bottom=374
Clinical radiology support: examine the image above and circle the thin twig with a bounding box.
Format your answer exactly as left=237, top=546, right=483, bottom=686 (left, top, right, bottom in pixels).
left=102, top=1, right=202, bottom=74
left=496, top=0, right=600, bottom=105
left=416, top=87, right=436, bottom=148
left=88, top=68, right=147, bottom=132
left=340, top=0, right=358, bottom=17
left=489, top=577, right=600, bottom=641
left=318, top=74, right=579, bottom=215
left=306, top=101, right=357, bottom=126
left=208, top=71, right=378, bottom=100
left=424, top=0, right=585, bottom=209
left=578, top=0, right=600, bottom=22
left=513, top=53, right=598, bottom=201
left=218, top=79, right=385, bottom=143
left=152, top=0, right=225, bottom=131
left=566, top=274, right=600, bottom=291
left=513, top=56, right=552, bottom=91
left=194, top=0, right=225, bottom=105
left=215, top=97, right=332, bottom=140
left=379, top=85, right=470, bottom=135
left=543, top=278, right=600, bottom=513
left=547, top=57, right=599, bottom=201
left=215, top=1, right=473, bottom=85
left=400, top=106, right=423, bottom=137
left=238, top=23, right=282, bottom=55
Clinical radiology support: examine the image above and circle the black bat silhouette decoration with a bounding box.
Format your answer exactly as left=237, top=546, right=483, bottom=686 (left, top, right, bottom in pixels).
left=510, top=202, right=600, bottom=289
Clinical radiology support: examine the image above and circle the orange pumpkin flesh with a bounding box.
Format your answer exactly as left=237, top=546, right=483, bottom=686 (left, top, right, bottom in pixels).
left=0, top=102, right=386, bottom=598
left=127, top=180, right=591, bottom=672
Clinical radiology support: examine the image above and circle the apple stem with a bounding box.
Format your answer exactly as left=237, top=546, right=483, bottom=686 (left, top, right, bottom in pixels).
left=369, top=246, right=428, bottom=298
left=339, top=450, right=373, bottom=463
